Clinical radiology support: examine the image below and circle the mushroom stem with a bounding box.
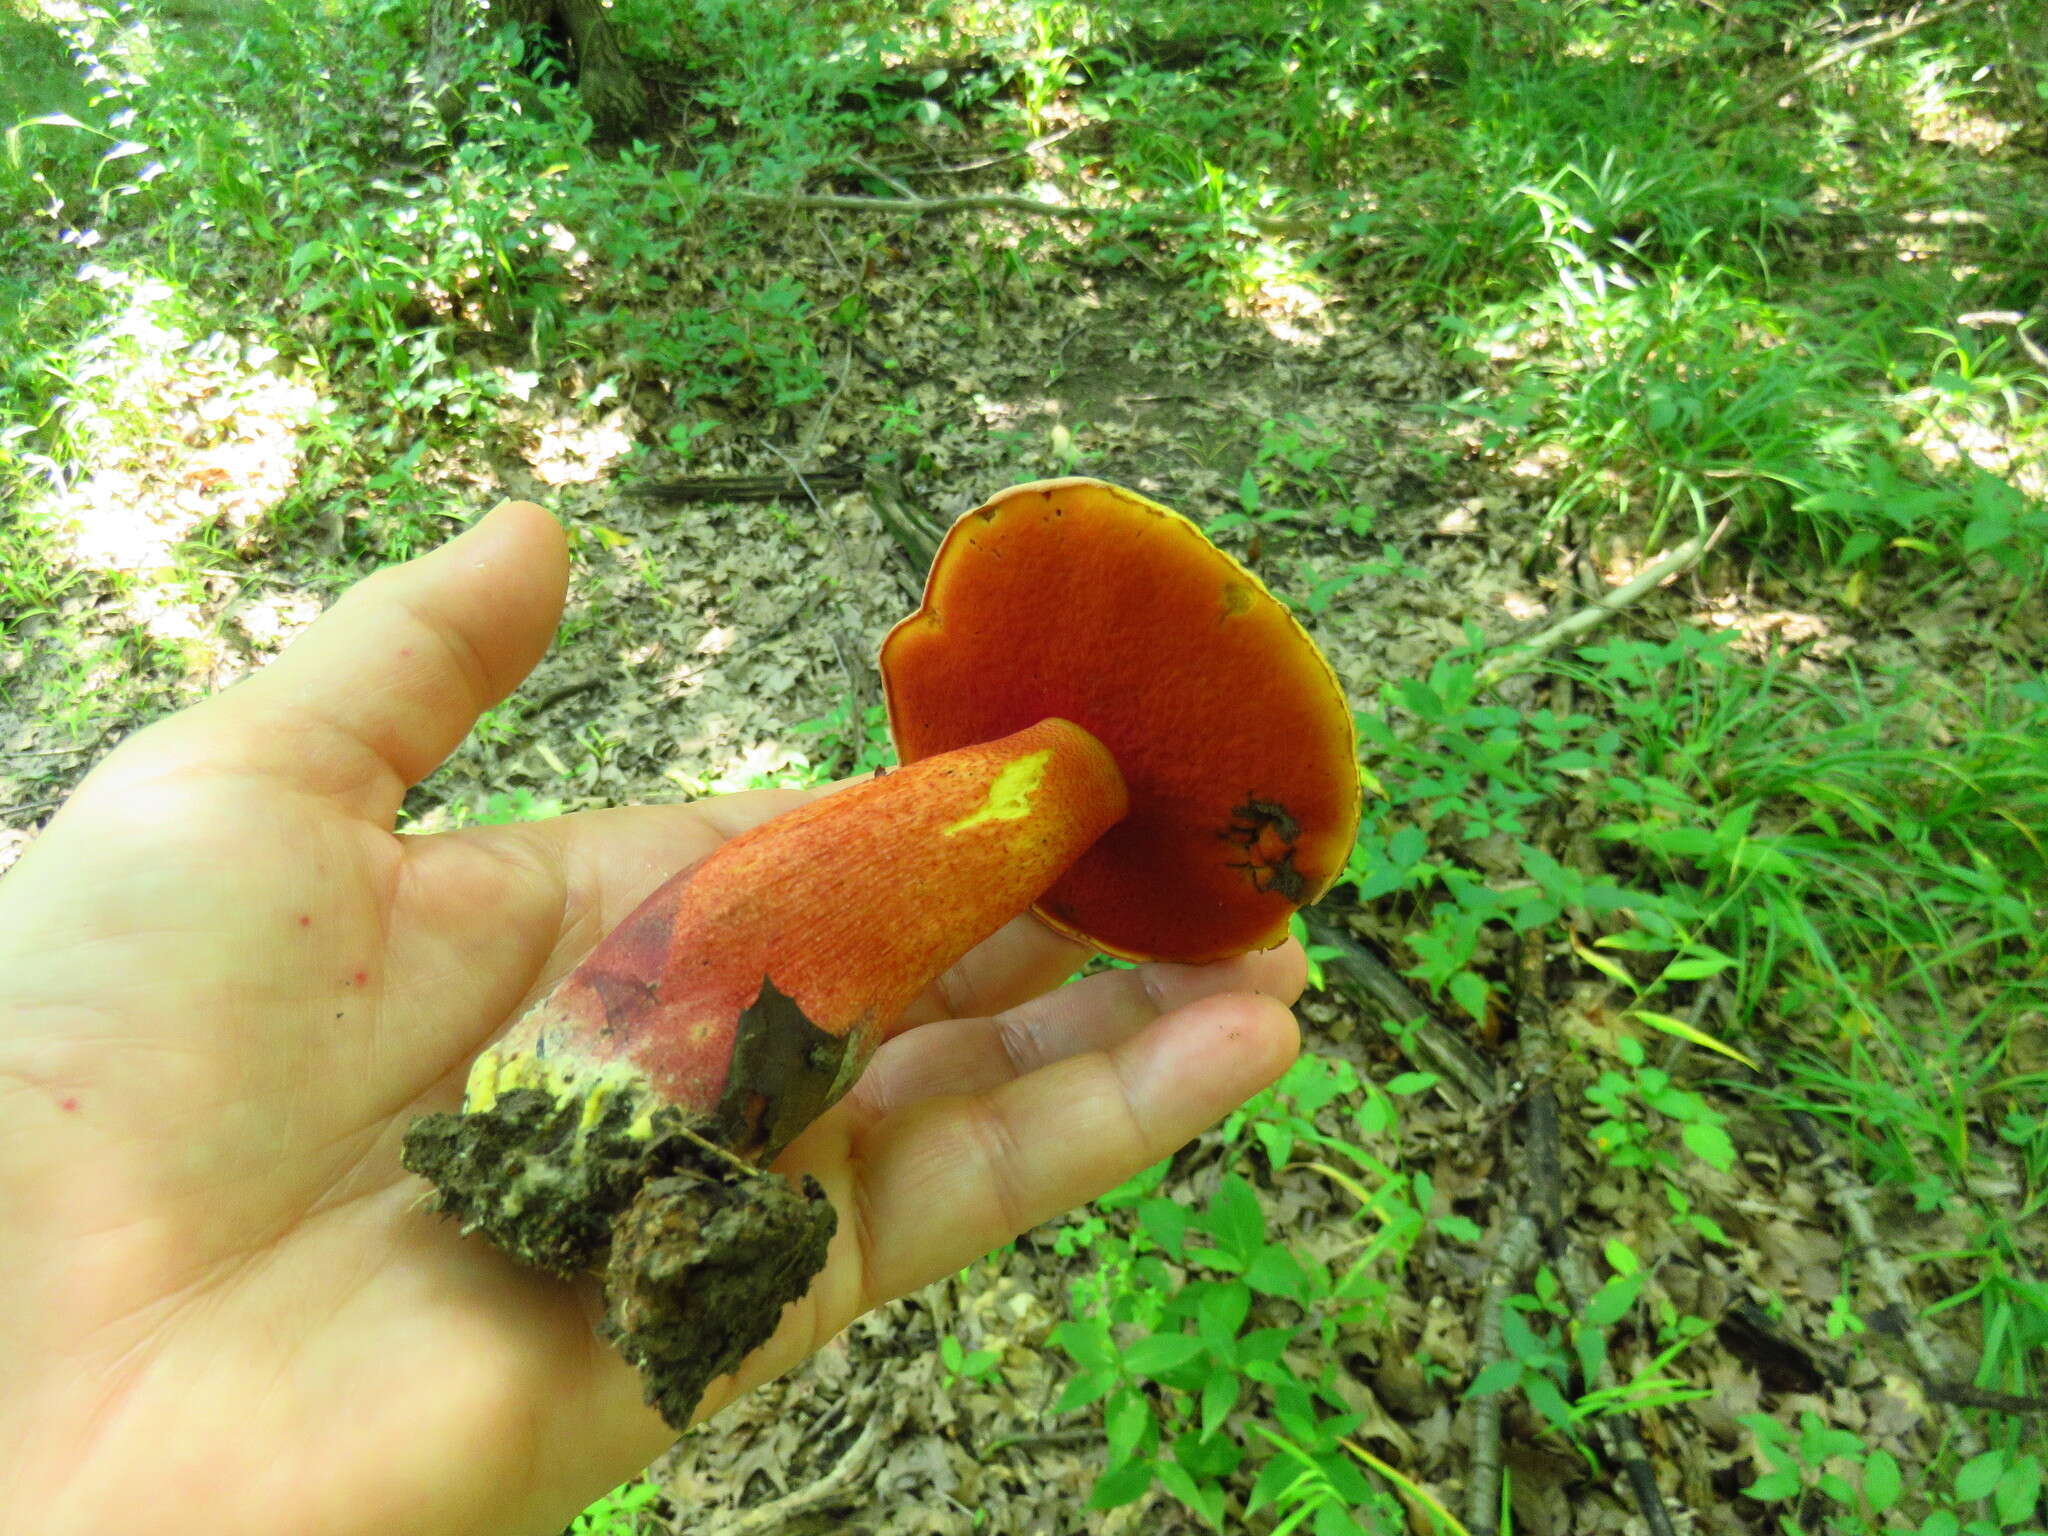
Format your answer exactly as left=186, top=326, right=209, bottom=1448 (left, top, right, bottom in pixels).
left=402, top=716, right=1127, bottom=1274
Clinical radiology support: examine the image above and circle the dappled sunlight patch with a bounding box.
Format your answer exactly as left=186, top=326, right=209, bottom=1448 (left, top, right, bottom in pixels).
left=1903, top=412, right=2048, bottom=502
left=231, top=587, right=322, bottom=652
left=526, top=406, right=638, bottom=486
left=32, top=263, right=317, bottom=572
left=1689, top=590, right=1847, bottom=662
left=706, top=736, right=809, bottom=794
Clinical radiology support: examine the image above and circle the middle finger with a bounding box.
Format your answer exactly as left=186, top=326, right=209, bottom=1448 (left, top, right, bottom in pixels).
left=851, top=941, right=1307, bottom=1117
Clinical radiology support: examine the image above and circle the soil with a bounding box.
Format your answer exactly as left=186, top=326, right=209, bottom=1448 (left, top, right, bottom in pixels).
left=404, top=1086, right=836, bottom=1431
left=402, top=974, right=856, bottom=1429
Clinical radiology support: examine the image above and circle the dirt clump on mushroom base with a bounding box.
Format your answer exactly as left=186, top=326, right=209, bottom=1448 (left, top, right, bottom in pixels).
left=403, top=1088, right=834, bottom=1429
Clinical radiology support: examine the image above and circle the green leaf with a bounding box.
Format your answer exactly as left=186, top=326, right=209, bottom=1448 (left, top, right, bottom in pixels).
left=1139, top=1198, right=1189, bottom=1256
left=1434, top=1214, right=1484, bottom=1243
left=1238, top=1327, right=1294, bottom=1366
left=1056, top=1369, right=1117, bottom=1413
left=1124, top=1332, right=1206, bottom=1376
left=1630, top=1008, right=1760, bottom=1071
left=1200, top=1175, right=1267, bottom=1262
left=1995, top=1453, right=2042, bottom=1524
left=1465, top=1359, right=1522, bottom=1398
left=1963, top=517, right=2010, bottom=554
left=1682, top=1121, right=1736, bottom=1171
left=1198, top=1282, right=1252, bottom=1349
left=1743, top=1470, right=1801, bottom=1501
left=1524, top=1376, right=1574, bottom=1431
left=1154, top=1460, right=1225, bottom=1529
left=1106, top=1389, right=1155, bottom=1463
left=1583, top=1275, right=1642, bottom=1328
left=1088, top=1457, right=1155, bottom=1509
left=1201, top=1368, right=1240, bottom=1438
left=1449, top=969, right=1490, bottom=1020
left=1246, top=1244, right=1307, bottom=1300
left=1052, top=1319, right=1114, bottom=1369
left=1867, top=1458, right=1908, bottom=1515
left=1385, top=1071, right=1438, bottom=1096
left=1954, top=1450, right=2004, bottom=1501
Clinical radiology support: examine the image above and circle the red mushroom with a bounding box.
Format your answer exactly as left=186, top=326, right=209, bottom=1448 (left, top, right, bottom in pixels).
left=883, top=477, right=1360, bottom=963
left=402, top=478, right=1359, bottom=1428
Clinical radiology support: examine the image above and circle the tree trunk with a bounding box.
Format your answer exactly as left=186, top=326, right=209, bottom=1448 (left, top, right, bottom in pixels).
left=428, top=0, right=648, bottom=134
left=554, top=0, right=645, bottom=133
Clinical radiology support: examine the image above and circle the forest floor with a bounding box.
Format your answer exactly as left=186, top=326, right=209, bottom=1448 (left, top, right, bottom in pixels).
left=4, top=3, right=2047, bottom=1534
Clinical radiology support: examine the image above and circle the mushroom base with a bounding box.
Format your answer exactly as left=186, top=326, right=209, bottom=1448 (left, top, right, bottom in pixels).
left=402, top=1087, right=835, bottom=1429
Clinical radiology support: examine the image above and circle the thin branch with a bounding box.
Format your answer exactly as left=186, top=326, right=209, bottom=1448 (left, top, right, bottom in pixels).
left=522, top=677, right=606, bottom=719
left=1554, top=1248, right=1684, bottom=1536
left=726, top=186, right=1322, bottom=236
left=1785, top=1109, right=1988, bottom=1465
left=1475, top=521, right=1726, bottom=692
left=627, top=469, right=864, bottom=504
left=687, top=1407, right=896, bottom=1536
left=1956, top=310, right=2048, bottom=371
left=848, top=154, right=919, bottom=201
left=758, top=441, right=874, bottom=773
left=915, top=125, right=1084, bottom=175
left=1795, top=0, right=1990, bottom=86
left=1464, top=1212, right=1542, bottom=1536
left=1303, top=912, right=1499, bottom=1111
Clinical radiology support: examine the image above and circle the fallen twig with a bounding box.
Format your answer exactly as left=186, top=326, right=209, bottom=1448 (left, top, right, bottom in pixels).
left=759, top=441, right=876, bottom=777
left=1476, top=521, right=1727, bottom=692
left=1554, top=1248, right=1684, bottom=1536
left=1785, top=1108, right=1988, bottom=1465
left=1957, top=310, right=2048, bottom=370
left=1463, top=1210, right=1541, bottom=1536
left=727, top=186, right=1323, bottom=237
left=627, top=468, right=864, bottom=504
left=1302, top=912, right=1499, bottom=1111
left=687, top=1406, right=897, bottom=1536
left=867, top=466, right=952, bottom=575
left=908, top=125, right=1084, bottom=175
left=523, top=677, right=605, bottom=719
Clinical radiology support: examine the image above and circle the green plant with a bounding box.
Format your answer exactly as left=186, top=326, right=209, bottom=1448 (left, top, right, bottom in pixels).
left=1743, top=1410, right=2046, bottom=1536
left=563, top=1477, right=666, bottom=1536
left=940, top=1332, right=1002, bottom=1382
left=1582, top=1035, right=1736, bottom=1177
left=1051, top=1057, right=1447, bottom=1531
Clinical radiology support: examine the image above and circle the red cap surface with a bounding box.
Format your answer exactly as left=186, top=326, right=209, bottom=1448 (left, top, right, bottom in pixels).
left=880, top=478, right=1361, bottom=963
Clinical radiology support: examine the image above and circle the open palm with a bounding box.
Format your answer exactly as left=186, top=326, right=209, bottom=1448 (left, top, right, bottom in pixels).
left=0, top=503, right=1303, bottom=1536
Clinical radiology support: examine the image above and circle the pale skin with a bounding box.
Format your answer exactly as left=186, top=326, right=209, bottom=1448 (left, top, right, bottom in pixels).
left=0, top=502, right=1304, bottom=1536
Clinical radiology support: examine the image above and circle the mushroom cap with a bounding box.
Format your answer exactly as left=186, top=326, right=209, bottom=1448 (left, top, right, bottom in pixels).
left=880, top=477, right=1361, bottom=963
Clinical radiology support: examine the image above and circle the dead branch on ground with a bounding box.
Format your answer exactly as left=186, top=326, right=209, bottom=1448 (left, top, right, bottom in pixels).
left=727, top=187, right=1325, bottom=237
left=1302, top=913, right=1499, bottom=1112
left=628, top=468, right=864, bottom=503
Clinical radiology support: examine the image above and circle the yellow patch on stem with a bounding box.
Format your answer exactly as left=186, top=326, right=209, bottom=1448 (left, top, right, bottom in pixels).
left=941, top=747, right=1052, bottom=836
left=463, top=1046, right=659, bottom=1145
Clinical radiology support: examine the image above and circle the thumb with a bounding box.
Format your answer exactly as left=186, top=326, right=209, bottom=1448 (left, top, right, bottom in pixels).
left=116, top=501, right=570, bottom=825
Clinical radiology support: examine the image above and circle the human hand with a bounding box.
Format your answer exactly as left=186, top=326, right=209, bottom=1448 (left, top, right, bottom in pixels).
left=0, top=502, right=1304, bottom=1536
